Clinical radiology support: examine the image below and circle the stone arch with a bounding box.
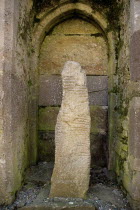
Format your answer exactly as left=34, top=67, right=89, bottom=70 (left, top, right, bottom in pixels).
left=33, top=2, right=107, bottom=43
left=32, top=1, right=116, bottom=168
left=32, top=2, right=115, bottom=72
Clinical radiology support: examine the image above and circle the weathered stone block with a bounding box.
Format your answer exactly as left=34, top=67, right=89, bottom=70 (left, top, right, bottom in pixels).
left=39, top=75, right=62, bottom=106
left=130, top=30, right=140, bottom=81
left=131, top=171, right=140, bottom=201
left=127, top=97, right=140, bottom=203
left=87, top=76, right=108, bottom=106
left=129, top=97, right=140, bottom=159
left=131, top=0, right=140, bottom=33
left=39, top=76, right=108, bottom=106
left=39, top=35, right=108, bottom=76
left=50, top=61, right=91, bottom=198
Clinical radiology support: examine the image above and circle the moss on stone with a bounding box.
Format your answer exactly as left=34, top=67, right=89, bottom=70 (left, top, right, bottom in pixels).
left=110, top=86, right=120, bottom=94
left=34, top=0, right=124, bottom=33
left=114, top=105, right=128, bottom=117
left=34, top=0, right=61, bottom=13
left=39, top=107, right=59, bottom=131
left=28, top=79, right=33, bottom=87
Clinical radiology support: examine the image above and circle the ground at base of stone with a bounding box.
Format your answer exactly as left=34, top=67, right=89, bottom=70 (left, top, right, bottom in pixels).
left=1, top=162, right=132, bottom=210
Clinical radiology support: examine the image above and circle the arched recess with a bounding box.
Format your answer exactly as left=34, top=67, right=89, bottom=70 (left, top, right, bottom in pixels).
left=32, top=1, right=116, bottom=169
left=33, top=2, right=115, bottom=62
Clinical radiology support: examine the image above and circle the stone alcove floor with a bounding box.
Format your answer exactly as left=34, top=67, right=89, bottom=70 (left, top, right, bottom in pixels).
left=1, top=162, right=132, bottom=210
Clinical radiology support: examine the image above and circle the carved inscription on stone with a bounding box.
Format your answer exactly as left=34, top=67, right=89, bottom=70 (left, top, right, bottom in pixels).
left=50, top=61, right=91, bottom=198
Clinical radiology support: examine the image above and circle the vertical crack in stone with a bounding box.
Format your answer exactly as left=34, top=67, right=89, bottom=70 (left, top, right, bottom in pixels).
left=50, top=61, right=91, bottom=198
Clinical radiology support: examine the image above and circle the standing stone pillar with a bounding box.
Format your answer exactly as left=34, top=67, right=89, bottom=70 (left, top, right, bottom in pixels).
left=50, top=61, right=91, bottom=198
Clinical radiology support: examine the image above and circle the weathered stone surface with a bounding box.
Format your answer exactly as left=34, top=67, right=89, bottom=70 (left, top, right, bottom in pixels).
left=39, top=18, right=108, bottom=76
left=131, top=0, right=140, bottom=33
left=0, top=0, right=35, bottom=204
left=129, top=97, right=140, bottom=159
left=129, top=156, right=140, bottom=172
left=50, top=61, right=91, bottom=198
left=130, top=0, right=140, bottom=81
left=126, top=97, right=140, bottom=203
left=38, top=106, right=107, bottom=132
left=39, top=76, right=108, bottom=106
left=0, top=0, right=7, bottom=204
left=130, top=30, right=140, bottom=81
left=39, top=107, right=59, bottom=131
left=38, top=106, right=107, bottom=166
left=39, top=35, right=107, bottom=75
left=88, top=76, right=108, bottom=105
left=0, top=0, right=38, bottom=204
left=39, top=75, right=62, bottom=106
left=51, top=18, right=100, bottom=35
left=130, top=171, right=140, bottom=201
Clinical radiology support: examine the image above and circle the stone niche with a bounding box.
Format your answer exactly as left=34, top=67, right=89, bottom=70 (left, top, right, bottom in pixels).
left=38, top=17, right=108, bottom=167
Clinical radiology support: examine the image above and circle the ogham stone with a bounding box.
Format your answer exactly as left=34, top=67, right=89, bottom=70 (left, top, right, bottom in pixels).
left=50, top=61, right=91, bottom=198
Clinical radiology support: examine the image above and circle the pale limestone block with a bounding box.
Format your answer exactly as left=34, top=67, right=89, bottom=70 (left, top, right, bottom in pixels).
left=50, top=61, right=91, bottom=198
left=39, top=35, right=108, bottom=76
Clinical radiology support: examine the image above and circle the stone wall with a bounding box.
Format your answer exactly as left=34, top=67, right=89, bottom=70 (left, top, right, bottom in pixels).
left=0, top=0, right=38, bottom=204
left=128, top=0, right=140, bottom=208
left=108, top=0, right=140, bottom=208
left=108, top=0, right=130, bottom=175
left=38, top=17, right=108, bottom=167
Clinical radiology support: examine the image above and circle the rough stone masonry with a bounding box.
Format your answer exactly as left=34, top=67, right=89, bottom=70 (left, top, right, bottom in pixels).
left=50, top=61, right=91, bottom=198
